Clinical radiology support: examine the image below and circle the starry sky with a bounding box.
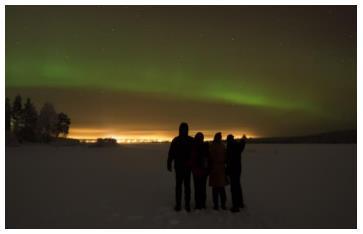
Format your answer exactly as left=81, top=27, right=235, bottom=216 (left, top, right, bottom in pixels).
left=5, top=6, right=357, bottom=140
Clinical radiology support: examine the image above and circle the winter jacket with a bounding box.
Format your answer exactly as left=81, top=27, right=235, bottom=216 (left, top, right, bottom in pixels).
left=226, top=139, right=246, bottom=175
left=191, top=142, right=209, bottom=177
left=208, top=142, right=227, bottom=187
left=167, top=135, right=194, bottom=170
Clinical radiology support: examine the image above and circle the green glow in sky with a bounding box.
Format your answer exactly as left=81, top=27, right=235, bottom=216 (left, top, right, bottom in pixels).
left=5, top=6, right=357, bottom=136
left=6, top=56, right=320, bottom=113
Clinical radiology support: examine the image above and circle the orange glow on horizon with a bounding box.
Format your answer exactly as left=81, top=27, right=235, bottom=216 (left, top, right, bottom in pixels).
left=68, top=127, right=257, bottom=143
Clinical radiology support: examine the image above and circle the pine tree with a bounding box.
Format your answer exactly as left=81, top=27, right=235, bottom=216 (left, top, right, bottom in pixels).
left=37, top=102, right=57, bottom=142
left=56, top=112, right=71, bottom=137
left=5, top=97, right=11, bottom=131
left=23, top=98, right=38, bottom=141
left=12, top=95, right=24, bottom=140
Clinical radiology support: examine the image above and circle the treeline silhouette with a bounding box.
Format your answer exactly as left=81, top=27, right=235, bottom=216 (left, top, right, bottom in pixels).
left=5, top=95, right=71, bottom=143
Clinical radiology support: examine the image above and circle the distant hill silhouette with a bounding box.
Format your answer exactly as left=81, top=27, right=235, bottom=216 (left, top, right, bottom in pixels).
left=247, top=130, right=356, bottom=144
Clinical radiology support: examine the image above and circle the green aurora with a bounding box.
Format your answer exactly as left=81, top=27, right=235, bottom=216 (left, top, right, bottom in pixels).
left=5, top=6, right=357, bottom=137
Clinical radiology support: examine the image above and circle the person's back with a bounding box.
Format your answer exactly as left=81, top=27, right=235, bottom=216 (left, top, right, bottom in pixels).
left=208, top=132, right=227, bottom=210
left=169, top=135, right=194, bottom=170
left=209, top=142, right=226, bottom=172
left=226, top=134, right=246, bottom=212
left=191, top=140, right=209, bottom=175
left=190, top=132, right=209, bottom=209
left=167, top=122, right=194, bottom=212
left=227, top=139, right=245, bottom=175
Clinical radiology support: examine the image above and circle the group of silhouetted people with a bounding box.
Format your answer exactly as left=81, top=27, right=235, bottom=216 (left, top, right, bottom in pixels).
left=167, top=122, right=246, bottom=213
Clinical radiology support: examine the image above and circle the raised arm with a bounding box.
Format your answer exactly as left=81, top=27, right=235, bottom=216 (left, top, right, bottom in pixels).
left=238, top=135, right=247, bottom=153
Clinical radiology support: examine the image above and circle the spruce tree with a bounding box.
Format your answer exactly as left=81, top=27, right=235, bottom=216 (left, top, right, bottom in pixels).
left=23, top=98, right=38, bottom=141
left=12, top=95, right=24, bottom=140
left=38, top=102, right=57, bottom=142
left=56, top=112, right=71, bottom=137
left=5, top=97, right=11, bottom=131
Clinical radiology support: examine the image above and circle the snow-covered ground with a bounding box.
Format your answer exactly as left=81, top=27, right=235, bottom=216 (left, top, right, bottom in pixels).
left=6, top=143, right=356, bottom=228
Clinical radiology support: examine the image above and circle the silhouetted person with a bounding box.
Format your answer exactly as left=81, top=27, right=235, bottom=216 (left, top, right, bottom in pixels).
left=167, top=122, right=194, bottom=212
left=226, top=134, right=246, bottom=212
left=208, top=132, right=227, bottom=210
left=191, top=132, right=209, bottom=209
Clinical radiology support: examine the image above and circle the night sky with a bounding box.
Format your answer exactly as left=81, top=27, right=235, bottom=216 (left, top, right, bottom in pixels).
left=5, top=6, right=357, bottom=141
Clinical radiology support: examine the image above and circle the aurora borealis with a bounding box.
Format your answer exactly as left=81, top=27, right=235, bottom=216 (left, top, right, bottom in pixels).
left=5, top=6, right=357, bottom=141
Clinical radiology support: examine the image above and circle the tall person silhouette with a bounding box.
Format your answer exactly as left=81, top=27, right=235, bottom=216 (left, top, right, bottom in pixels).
left=226, top=134, right=246, bottom=212
left=209, top=132, right=228, bottom=210
left=191, top=132, right=209, bottom=209
left=167, top=122, right=194, bottom=212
